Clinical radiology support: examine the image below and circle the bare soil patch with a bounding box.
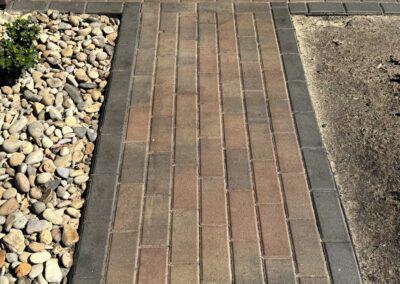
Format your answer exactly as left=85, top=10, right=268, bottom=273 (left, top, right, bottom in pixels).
left=293, top=15, right=400, bottom=283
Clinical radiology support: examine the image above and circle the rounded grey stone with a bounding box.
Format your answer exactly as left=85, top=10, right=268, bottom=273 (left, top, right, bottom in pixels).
left=73, top=127, right=86, bottom=138
left=86, top=129, right=97, bottom=142
left=26, top=219, right=49, bottom=234
left=56, top=167, right=70, bottom=179
left=9, top=117, right=28, bottom=134
left=31, top=202, right=46, bottom=215
left=64, top=84, right=82, bottom=104
left=2, top=139, right=22, bottom=153
left=3, top=188, right=17, bottom=200
left=27, top=121, right=44, bottom=138
left=6, top=252, right=18, bottom=263
left=25, top=150, right=44, bottom=165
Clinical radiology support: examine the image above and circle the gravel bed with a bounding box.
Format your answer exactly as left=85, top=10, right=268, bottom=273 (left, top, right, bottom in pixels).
left=0, top=10, right=119, bottom=283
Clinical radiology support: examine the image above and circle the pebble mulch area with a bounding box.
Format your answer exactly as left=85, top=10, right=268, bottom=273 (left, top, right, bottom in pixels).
left=0, top=10, right=119, bottom=283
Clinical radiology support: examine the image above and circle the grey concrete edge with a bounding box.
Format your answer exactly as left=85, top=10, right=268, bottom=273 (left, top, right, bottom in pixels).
left=5, top=1, right=141, bottom=284
left=271, top=5, right=363, bottom=283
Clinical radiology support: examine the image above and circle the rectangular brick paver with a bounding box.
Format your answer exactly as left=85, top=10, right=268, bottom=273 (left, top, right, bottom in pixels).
left=290, top=220, right=328, bottom=276
left=170, top=264, right=199, bottom=283
left=107, top=231, right=138, bottom=284
left=229, top=191, right=258, bottom=241
left=259, top=204, right=292, bottom=258
left=150, top=117, right=173, bottom=153
left=120, top=143, right=146, bottom=184
left=137, top=248, right=168, bottom=283
left=153, top=85, right=174, bottom=117
left=106, top=3, right=330, bottom=284
left=226, top=149, right=252, bottom=190
left=265, top=259, right=296, bottom=284
left=175, top=95, right=197, bottom=164
left=248, top=123, right=274, bottom=160
left=113, top=184, right=143, bottom=231
left=275, top=133, right=304, bottom=173
left=201, top=177, right=227, bottom=225
left=201, top=226, right=231, bottom=282
left=146, top=153, right=172, bottom=196
left=223, top=113, right=247, bottom=149
left=232, top=242, right=264, bottom=283
left=253, top=160, right=282, bottom=204
left=282, top=174, right=315, bottom=219
left=200, top=138, right=223, bottom=177
left=173, top=165, right=197, bottom=209
left=142, top=196, right=169, bottom=246
left=126, top=107, right=150, bottom=142
left=171, top=210, right=198, bottom=264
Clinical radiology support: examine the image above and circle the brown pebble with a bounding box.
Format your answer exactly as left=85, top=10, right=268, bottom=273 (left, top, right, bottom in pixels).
left=28, top=242, right=45, bottom=253
left=0, top=198, right=19, bottom=216
left=0, top=250, right=6, bottom=267
left=16, top=262, right=31, bottom=277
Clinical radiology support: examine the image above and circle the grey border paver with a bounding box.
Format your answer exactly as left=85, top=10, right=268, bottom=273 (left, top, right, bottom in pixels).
left=302, top=148, right=336, bottom=190
left=286, top=2, right=400, bottom=16
left=86, top=2, right=124, bottom=14
left=271, top=7, right=293, bottom=29
left=293, top=113, right=323, bottom=148
left=380, top=2, right=400, bottom=14
left=276, top=28, right=298, bottom=54
left=325, top=242, right=362, bottom=283
left=345, top=2, right=383, bottom=14
left=281, top=54, right=306, bottom=81
left=5, top=2, right=141, bottom=283
left=287, top=81, right=314, bottom=113
left=49, top=2, right=86, bottom=13
left=11, top=0, right=48, bottom=11
left=312, top=191, right=350, bottom=242
left=289, top=3, right=308, bottom=14
left=308, top=3, right=346, bottom=15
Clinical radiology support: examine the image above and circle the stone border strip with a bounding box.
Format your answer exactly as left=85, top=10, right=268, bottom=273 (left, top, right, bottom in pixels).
left=289, top=2, right=400, bottom=15
left=271, top=4, right=363, bottom=284
left=6, top=1, right=141, bottom=283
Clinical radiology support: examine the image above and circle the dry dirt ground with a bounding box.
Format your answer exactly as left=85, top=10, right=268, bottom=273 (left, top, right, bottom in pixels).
left=293, top=16, right=400, bottom=283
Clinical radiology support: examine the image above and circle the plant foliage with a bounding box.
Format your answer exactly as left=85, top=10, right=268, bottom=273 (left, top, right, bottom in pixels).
left=0, top=18, right=40, bottom=86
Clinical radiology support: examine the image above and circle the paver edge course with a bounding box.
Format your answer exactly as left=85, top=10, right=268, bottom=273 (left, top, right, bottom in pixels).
left=5, top=1, right=141, bottom=283
left=272, top=4, right=363, bottom=283
left=288, top=2, right=400, bottom=16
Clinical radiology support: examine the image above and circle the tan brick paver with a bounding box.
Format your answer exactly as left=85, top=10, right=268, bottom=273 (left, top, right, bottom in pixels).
left=106, top=3, right=330, bottom=283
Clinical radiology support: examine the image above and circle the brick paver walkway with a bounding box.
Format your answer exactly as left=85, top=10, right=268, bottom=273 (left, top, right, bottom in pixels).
left=105, top=3, right=330, bottom=283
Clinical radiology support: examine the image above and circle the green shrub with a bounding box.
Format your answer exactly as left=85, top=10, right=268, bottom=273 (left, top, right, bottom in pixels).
left=0, top=18, right=40, bottom=86
left=5, top=18, right=40, bottom=47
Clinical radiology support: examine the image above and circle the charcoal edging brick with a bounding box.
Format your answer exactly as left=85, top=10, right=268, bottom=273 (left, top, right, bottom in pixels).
left=307, top=3, right=346, bottom=15
left=344, top=2, right=383, bottom=14
left=86, top=2, right=124, bottom=14
left=380, top=2, right=400, bottom=14
left=281, top=1, right=400, bottom=16
left=6, top=2, right=141, bottom=283
left=11, top=0, right=49, bottom=11
left=289, top=3, right=308, bottom=14
left=49, top=2, right=86, bottom=13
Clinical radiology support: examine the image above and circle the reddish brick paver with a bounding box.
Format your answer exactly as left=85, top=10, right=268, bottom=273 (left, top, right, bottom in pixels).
left=106, top=3, right=330, bottom=283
